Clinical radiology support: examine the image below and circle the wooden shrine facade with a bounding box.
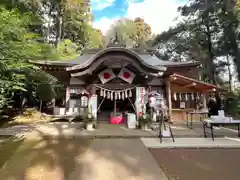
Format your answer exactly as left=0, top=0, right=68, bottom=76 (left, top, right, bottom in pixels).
left=31, top=45, right=222, bottom=122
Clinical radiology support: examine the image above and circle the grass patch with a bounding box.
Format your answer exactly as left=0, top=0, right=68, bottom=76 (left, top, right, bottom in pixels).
left=0, top=136, right=92, bottom=179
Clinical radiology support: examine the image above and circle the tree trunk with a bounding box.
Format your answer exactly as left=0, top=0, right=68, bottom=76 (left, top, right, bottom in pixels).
left=224, top=0, right=240, bottom=82
left=54, top=15, right=62, bottom=49
left=54, top=3, right=63, bottom=49
left=205, top=23, right=217, bottom=85
left=202, top=0, right=217, bottom=84
left=227, top=55, right=233, bottom=92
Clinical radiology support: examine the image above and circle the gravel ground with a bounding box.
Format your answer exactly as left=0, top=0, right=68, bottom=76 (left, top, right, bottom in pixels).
left=149, top=148, right=240, bottom=180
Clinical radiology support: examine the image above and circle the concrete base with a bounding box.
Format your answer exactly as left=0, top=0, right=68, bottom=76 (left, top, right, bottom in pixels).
left=141, top=137, right=240, bottom=148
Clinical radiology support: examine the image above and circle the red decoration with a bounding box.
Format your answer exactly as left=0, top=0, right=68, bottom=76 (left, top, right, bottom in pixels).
left=123, top=72, right=130, bottom=79
left=139, top=112, right=143, bottom=117
left=104, top=72, right=110, bottom=79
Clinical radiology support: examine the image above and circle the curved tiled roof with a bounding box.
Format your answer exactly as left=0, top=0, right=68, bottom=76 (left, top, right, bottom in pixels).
left=66, top=47, right=167, bottom=71
left=30, top=47, right=199, bottom=69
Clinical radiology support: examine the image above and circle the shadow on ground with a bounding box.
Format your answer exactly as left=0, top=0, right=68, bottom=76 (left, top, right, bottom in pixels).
left=0, top=124, right=164, bottom=180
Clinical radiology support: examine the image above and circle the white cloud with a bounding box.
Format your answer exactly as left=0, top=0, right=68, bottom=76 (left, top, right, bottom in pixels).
left=126, top=0, right=184, bottom=34
left=93, top=0, right=186, bottom=35
left=92, top=0, right=116, bottom=10
left=93, top=17, right=120, bottom=35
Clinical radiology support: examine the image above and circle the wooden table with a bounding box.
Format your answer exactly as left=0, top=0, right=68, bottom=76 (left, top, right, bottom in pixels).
left=203, top=119, right=240, bottom=141
left=186, top=111, right=208, bottom=129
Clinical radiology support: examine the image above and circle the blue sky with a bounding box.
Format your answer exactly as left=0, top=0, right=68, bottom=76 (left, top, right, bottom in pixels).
left=91, top=0, right=186, bottom=34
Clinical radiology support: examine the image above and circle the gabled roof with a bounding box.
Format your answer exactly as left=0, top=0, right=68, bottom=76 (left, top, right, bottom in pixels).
left=170, top=73, right=224, bottom=92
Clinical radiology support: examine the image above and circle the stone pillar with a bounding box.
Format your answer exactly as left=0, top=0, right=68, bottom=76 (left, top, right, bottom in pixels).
left=166, top=79, right=172, bottom=121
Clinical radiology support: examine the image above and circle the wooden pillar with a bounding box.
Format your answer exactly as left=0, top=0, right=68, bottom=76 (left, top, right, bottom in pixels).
left=166, top=79, right=172, bottom=121
left=202, top=94, right=207, bottom=109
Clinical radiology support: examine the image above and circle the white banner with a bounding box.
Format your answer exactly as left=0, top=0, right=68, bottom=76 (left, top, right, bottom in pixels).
left=98, top=68, right=116, bottom=84
left=118, top=67, right=135, bottom=84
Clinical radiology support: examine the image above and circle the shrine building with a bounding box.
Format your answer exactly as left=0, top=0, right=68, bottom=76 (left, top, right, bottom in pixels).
left=30, top=41, right=221, bottom=123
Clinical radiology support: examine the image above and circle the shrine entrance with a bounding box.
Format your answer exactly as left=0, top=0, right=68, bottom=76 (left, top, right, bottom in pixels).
left=95, top=85, right=136, bottom=123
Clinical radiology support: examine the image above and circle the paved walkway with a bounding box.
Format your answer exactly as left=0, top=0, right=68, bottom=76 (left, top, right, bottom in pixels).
left=67, top=139, right=168, bottom=180
left=0, top=122, right=239, bottom=139
left=0, top=124, right=37, bottom=136
left=141, top=137, right=240, bottom=148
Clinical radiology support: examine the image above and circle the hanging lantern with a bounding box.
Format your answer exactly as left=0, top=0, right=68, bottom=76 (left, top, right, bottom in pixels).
left=115, top=92, right=118, bottom=100
left=129, top=90, right=132, bottom=97
left=125, top=90, right=128, bottom=98
left=100, top=89, right=103, bottom=96
left=173, top=93, right=177, bottom=101
left=110, top=92, right=113, bottom=100
left=107, top=91, right=110, bottom=99
left=196, top=92, right=200, bottom=100
left=122, top=91, right=125, bottom=99
left=185, top=93, right=188, bottom=101
left=179, top=93, right=182, bottom=101
left=191, top=93, right=194, bottom=100
left=103, top=90, right=106, bottom=97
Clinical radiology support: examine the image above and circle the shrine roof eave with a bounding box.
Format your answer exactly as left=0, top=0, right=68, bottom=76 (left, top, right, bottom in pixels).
left=160, top=61, right=201, bottom=68
left=65, top=47, right=167, bottom=72
left=29, top=60, right=75, bottom=67
left=29, top=59, right=200, bottom=70
left=169, top=73, right=226, bottom=92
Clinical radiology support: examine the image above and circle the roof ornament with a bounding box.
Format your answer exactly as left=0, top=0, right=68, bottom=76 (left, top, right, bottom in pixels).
left=107, top=32, right=126, bottom=47
left=113, top=32, right=119, bottom=44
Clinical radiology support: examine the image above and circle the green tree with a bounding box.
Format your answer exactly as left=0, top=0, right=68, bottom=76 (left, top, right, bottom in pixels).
left=86, top=28, right=103, bottom=48
left=0, top=8, right=56, bottom=109
left=217, top=0, right=240, bottom=82
left=152, top=0, right=238, bottom=85
left=104, top=18, right=152, bottom=48
left=63, top=0, right=92, bottom=48
left=133, top=17, right=152, bottom=47
left=0, top=0, right=45, bottom=38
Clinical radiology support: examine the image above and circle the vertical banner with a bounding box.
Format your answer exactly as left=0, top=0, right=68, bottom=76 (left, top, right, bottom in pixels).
left=65, top=86, right=70, bottom=109
left=135, top=87, right=146, bottom=118
left=89, top=94, right=98, bottom=119
left=65, top=86, right=70, bottom=103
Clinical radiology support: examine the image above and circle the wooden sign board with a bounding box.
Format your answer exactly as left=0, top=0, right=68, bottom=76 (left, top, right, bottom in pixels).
left=180, top=102, right=185, bottom=109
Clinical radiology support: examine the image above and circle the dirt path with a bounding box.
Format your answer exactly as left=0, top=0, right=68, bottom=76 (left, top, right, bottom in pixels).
left=150, top=148, right=240, bottom=180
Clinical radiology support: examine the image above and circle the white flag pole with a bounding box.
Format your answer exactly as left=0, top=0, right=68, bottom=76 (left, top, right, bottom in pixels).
left=114, top=99, right=117, bottom=117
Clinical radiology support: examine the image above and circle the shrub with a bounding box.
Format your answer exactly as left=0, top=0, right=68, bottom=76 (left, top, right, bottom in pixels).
left=224, top=90, right=240, bottom=118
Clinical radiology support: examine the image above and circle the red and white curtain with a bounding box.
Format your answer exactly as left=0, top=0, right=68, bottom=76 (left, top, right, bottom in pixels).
left=98, top=68, right=116, bottom=84
left=118, top=67, right=135, bottom=84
